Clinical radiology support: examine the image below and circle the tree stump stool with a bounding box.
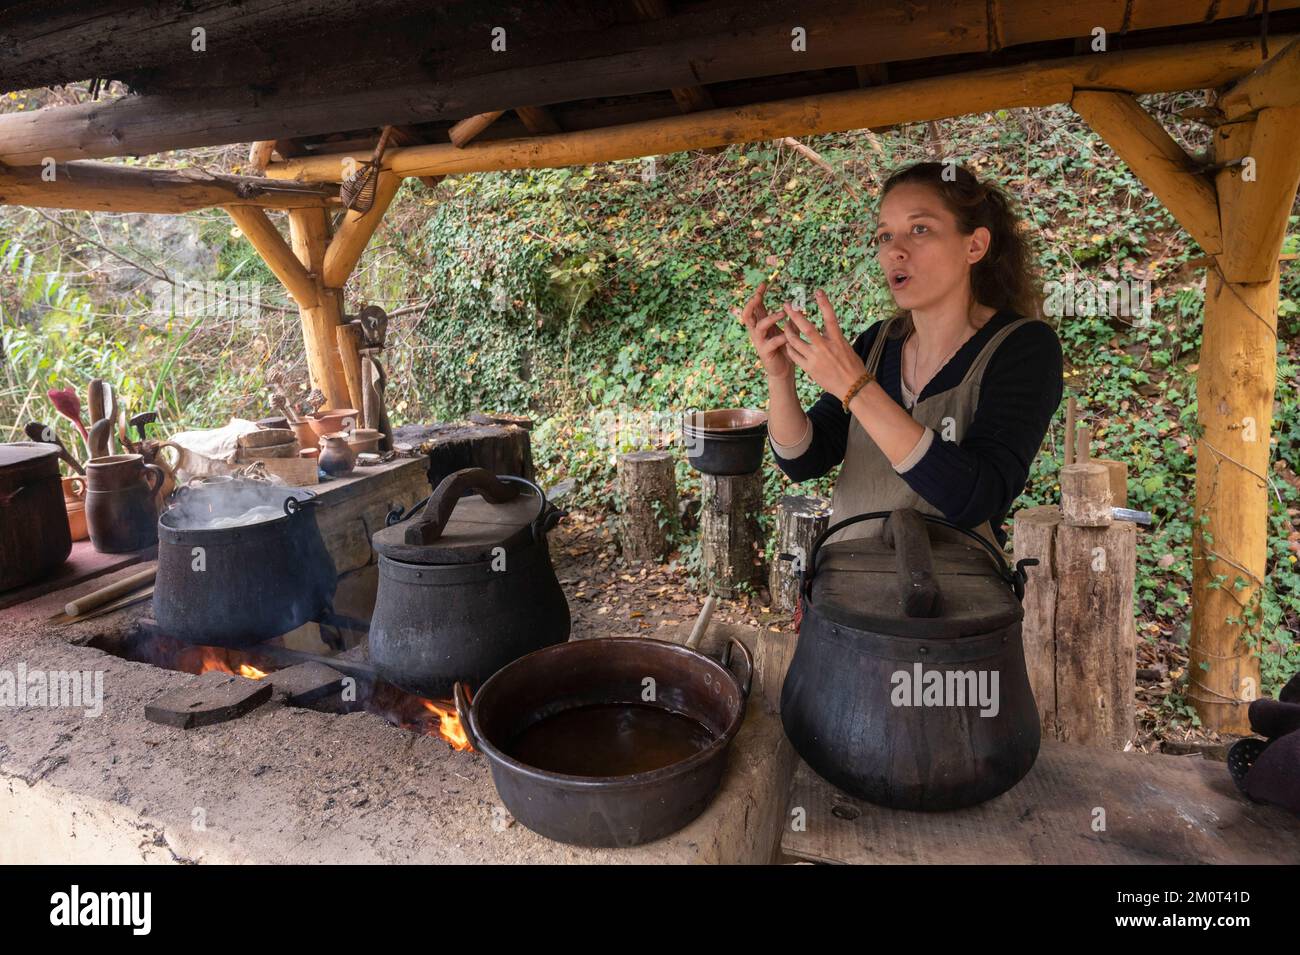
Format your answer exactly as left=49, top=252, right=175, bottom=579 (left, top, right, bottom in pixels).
left=768, top=494, right=831, bottom=613
left=1014, top=503, right=1137, bottom=749
left=699, top=471, right=764, bottom=597
left=616, top=450, right=677, bottom=561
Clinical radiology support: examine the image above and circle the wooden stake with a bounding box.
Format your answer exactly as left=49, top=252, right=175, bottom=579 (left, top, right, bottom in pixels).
left=335, top=321, right=367, bottom=419
left=1064, top=395, right=1076, bottom=467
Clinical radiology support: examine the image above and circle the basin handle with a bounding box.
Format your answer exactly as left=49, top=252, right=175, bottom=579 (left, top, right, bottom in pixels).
left=721, top=638, right=754, bottom=699
left=453, top=681, right=483, bottom=752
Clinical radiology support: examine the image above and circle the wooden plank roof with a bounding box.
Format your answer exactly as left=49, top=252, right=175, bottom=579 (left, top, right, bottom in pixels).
left=0, top=0, right=1296, bottom=171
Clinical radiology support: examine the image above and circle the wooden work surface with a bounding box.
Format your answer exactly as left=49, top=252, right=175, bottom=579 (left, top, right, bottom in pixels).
left=0, top=540, right=154, bottom=612
left=782, top=740, right=1300, bottom=865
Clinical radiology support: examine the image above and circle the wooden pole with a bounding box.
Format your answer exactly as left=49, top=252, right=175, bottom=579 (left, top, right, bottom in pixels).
left=322, top=172, right=402, bottom=287
left=264, top=37, right=1287, bottom=183
left=285, top=207, right=351, bottom=410
left=335, top=322, right=367, bottom=416
left=1186, top=96, right=1299, bottom=731
left=223, top=205, right=319, bottom=307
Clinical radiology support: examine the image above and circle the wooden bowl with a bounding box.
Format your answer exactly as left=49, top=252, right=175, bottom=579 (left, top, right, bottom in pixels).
left=238, top=428, right=296, bottom=450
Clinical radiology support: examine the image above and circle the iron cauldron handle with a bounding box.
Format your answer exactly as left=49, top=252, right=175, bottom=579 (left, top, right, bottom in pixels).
left=395, top=468, right=560, bottom=546
left=800, top=509, right=1038, bottom=605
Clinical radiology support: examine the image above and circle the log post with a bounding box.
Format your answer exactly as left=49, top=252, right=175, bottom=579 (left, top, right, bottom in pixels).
left=768, top=494, right=830, bottom=613
left=1060, top=462, right=1113, bottom=526
left=335, top=321, right=366, bottom=414
left=1014, top=504, right=1138, bottom=748
left=285, top=207, right=351, bottom=410
left=699, top=472, right=764, bottom=597
left=616, top=451, right=677, bottom=562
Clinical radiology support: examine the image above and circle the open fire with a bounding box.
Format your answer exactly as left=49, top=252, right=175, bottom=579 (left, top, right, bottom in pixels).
left=95, top=625, right=472, bottom=751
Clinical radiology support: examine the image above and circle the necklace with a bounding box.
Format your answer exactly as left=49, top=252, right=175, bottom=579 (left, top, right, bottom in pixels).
left=906, top=329, right=971, bottom=399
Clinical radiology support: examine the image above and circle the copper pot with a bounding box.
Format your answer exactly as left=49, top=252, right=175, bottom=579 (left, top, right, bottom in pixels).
left=62, top=475, right=88, bottom=542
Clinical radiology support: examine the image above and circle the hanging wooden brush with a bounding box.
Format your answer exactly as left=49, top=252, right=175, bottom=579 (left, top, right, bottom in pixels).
left=340, top=126, right=394, bottom=214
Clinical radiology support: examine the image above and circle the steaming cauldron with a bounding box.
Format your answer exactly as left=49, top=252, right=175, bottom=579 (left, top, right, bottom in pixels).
left=369, top=468, right=569, bottom=699
left=780, top=508, right=1040, bottom=811
left=154, top=481, right=336, bottom=647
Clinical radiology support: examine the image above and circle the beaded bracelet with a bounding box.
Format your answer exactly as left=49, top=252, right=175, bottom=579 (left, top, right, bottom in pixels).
left=841, top=369, right=875, bottom=412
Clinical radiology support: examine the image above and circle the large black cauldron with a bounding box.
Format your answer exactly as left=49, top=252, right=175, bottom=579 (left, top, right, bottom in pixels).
left=154, top=482, right=336, bottom=647
left=368, top=468, right=569, bottom=699
left=780, top=508, right=1040, bottom=811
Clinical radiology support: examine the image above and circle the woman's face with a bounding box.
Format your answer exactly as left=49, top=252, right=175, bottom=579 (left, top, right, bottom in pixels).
left=874, top=182, right=990, bottom=313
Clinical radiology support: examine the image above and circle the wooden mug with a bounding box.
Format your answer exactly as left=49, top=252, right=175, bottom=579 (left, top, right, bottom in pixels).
left=85, top=454, right=165, bottom=553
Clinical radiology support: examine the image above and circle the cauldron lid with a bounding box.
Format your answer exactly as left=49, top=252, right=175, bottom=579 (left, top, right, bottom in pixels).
left=810, top=537, right=1021, bottom=638
left=372, top=491, right=539, bottom=564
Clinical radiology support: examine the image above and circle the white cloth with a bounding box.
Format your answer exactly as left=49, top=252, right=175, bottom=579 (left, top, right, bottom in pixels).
left=162, top=418, right=261, bottom=483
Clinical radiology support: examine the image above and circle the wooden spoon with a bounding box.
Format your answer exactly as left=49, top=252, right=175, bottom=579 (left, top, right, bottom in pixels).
left=23, top=422, right=85, bottom=474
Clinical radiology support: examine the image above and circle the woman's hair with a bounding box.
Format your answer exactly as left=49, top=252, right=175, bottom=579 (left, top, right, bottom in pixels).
left=877, top=162, right=1041, bottom=336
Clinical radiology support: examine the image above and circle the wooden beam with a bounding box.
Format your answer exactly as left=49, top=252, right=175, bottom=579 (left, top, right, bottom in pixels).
left=0, top=160, right=336, bottom=214
left=515, top=106, right=563, bottom=135
left=286, top=207, right=352, bottom=410
left=224, top=205, right=319, bottom=308
left=321, top=171, right=402, bottom=288
left=1217, top=108, right=1300, bottom=282
left=1219, top=37, right=1300, bottom=118
left=629, top=0, right=715, bottom=113
left=246, top=141, right=276, bottom=175
left=4, top=8, right=1291, bottom=165
left=449, top=111, right=505, bottom=148
left=1070, top=91, right=1223, bottom=255
left=387, top=127, right=444, bottom=188
left=267, top=37, right=1289, bottom=183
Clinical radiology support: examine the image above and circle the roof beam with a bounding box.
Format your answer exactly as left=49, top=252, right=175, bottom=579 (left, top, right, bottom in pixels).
left=224, top=205, right=319, bottom=307
left=0, top=160, right=337, bottom=214
left=1218, top=37, right=1300, bottom=118
left=265, top=36, right=1292, bottom=183
left=4, top=1, right=1289, bottom=166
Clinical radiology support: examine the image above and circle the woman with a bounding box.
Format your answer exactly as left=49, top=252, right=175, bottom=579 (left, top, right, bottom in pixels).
left=742, top=161, right=1063, bottom=547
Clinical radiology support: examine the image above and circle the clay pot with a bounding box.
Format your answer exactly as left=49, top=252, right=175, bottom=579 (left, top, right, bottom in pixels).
left=288, top=419, right=317, bottom=448
left=62, top=475, right=89, bottom=542
left=84, top=454, right=165, bottom=553
left=308, top=408, right=360, bottom=439
left=317, top=433, right=356, bottom=477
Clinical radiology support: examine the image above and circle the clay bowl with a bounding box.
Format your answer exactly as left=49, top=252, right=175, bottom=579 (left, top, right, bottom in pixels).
left=347, top=428, right=381, bottom=455
left=308, top=408, right=360, bottom=439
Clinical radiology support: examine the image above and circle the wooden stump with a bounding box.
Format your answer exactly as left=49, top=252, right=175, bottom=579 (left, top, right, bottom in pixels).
left=1093, top=459, right=1129, bottom=507
left=392, top=421, right=535, bottom=486
left=1014, top=504, right=1137, bottom=749
left=1060, top=462, right=1112, bottom=526
left=616, top=451, right=677, bottom=562
left=699, top=472, right=764, bottom=597
left=768, top=494, right=830, bottom=613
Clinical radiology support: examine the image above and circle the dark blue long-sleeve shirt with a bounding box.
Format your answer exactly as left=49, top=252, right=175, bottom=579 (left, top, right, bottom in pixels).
left=770, top=311, right=1063, bottom=544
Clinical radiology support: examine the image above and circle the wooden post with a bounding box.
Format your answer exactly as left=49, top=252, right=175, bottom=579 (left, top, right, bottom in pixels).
left=285, top=208, right=351, bottom=410
left=1060, top=462, right=1113, bottom=526
left=616, top=451, right=677, bottom=562
left=1072, top=65, right=1300, bottom=732
left=699, top=472, right=764, bottom=597
left=1014, top=504, right=1138, bottom=749
left=335, top=321, right=366, bottom=414
left=768, top=494, right=830, bottom=613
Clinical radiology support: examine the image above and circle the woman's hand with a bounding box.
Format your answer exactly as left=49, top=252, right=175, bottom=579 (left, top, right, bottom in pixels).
left=781, top=289, right=865, bottom=399
left=739, top=281, right=794, bottom=382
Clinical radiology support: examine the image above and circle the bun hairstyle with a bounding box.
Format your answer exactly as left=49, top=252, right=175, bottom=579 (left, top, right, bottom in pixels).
left=878, top=162, right=1041, bottom=337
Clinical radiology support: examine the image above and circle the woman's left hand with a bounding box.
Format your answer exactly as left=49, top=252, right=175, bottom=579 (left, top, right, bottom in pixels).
left=780, top=289, right=865, bottom=399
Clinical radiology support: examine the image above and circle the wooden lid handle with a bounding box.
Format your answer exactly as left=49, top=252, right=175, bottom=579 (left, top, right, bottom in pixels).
left=402, top=467, right=521, bottom=546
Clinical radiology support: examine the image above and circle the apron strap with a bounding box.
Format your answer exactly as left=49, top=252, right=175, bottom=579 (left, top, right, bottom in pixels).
left=959, top=316, right=1039, bottom=387
left=864, top=317, right=895, bottom=375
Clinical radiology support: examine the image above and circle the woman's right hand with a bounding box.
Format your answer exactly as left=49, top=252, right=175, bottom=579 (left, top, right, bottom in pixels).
left=740, top=281, right=794, bottom=382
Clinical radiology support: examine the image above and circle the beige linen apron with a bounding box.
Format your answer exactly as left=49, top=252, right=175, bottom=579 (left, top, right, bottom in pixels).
left=824, top=315, right=1036, bottom=547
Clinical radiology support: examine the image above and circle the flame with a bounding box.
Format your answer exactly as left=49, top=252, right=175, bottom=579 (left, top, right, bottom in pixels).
left=422, top=698, right=472, bottom=751
left=187, top=647, right=267, bottom=680
left=238, top=663, right=268, bottom=680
